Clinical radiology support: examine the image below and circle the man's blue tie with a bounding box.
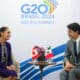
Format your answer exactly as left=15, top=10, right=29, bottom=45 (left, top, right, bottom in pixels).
left=74, top=41, right=78, bottom=63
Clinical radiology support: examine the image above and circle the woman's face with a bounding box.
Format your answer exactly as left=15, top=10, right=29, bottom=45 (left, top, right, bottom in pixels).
left=1, top=28, right=11, bottom=41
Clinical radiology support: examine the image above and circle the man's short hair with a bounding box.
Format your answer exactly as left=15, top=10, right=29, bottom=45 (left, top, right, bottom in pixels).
left=67, top=23, right=80, bottom=34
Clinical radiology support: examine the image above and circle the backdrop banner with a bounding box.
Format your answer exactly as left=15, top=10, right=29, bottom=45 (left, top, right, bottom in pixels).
left=0, top=0, right=80, bottom=80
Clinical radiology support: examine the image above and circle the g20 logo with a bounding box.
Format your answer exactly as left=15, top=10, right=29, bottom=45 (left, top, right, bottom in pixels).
left=21, top=4, right=48, bottom=14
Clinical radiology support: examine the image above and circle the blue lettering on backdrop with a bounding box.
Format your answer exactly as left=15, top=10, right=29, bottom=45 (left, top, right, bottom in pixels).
left=21, top=4, right=48, bottom=14
left=20, top=3, right=55, bottom=24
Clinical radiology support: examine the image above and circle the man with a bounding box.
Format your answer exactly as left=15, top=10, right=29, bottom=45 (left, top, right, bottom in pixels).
left=60, top=23, right=80, bottom=80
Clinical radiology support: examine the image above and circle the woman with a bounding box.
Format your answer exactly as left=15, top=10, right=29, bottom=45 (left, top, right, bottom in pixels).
left=0, top=26, right=17, bottom=80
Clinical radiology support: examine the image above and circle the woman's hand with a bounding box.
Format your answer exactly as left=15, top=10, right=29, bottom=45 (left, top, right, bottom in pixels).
left=7, top=65, right=16, bottom=71
left=7, top=66, right=12, bottom=70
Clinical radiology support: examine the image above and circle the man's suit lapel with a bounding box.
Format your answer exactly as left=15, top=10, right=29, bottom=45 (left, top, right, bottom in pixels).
left=78, top=40, right=80, bottom=55
left=71, top=40, right=75, bottom=55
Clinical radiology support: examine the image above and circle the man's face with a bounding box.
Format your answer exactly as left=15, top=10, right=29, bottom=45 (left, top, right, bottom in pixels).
left=68, top=29, right=79, bottom=40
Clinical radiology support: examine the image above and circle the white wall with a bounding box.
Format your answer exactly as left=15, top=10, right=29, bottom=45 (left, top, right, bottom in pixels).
left=0, top=0, right=80, bottom=62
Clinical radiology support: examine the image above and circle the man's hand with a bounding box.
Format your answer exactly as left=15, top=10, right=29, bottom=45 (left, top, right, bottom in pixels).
left=64, top=61, right=75, bottom=71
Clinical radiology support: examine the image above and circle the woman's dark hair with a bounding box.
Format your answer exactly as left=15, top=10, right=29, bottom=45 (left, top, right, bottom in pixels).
left=0, top=26, right=8, bottom=37
left=67, top=23, right=80, bottom=34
